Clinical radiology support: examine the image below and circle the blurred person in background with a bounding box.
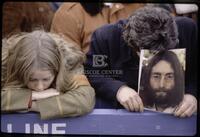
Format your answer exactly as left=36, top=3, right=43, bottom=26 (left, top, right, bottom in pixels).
left=3, top=2, right=55, bottom=38
left=51, top=2, right=145, bottom=53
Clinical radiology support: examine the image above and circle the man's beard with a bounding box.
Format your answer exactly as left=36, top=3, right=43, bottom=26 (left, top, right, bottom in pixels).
left=153, top=88, right=175, bottom=108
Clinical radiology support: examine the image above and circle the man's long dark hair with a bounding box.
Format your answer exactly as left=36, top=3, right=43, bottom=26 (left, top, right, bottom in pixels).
left=139, top=50, right=184, bottom=108
left=80, top=3, right=104, bottom=16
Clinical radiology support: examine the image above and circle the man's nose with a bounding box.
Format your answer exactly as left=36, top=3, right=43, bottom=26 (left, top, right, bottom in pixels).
left=159, top=77, right=165, bottom=88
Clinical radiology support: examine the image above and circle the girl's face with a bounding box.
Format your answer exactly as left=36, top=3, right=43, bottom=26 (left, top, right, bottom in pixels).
left=27, top=69, right=55, bottom=91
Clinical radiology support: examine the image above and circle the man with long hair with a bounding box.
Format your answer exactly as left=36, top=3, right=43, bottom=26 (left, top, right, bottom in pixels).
left=139, top=50, right=185, bottom=113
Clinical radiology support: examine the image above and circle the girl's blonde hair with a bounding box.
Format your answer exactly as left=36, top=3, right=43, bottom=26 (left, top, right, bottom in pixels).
left=3, top=30, right=85, bottom=92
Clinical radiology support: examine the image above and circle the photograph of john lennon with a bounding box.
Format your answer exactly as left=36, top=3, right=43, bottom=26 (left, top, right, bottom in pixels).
left=138, top=49, right=185, bottom=114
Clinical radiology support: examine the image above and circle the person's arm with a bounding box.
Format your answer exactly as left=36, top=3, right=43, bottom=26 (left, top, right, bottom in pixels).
left=50, top=4, right=82, bottom=49
left=31, top=88, right=60, bottom=101
left=34, top=85, right=95, bottom=120
left=30, top=67, right=95, bottom=120
left=1, top=88, right=32, bottom=112
left=85, top=27, right=126, bottom=106
left=1, top=85, right=95, bottom=120
left=85, top=26, right=144, bottom=111
left=172, top=17, right=198, bottom=118
left=175, top=16, right=197, bottom=97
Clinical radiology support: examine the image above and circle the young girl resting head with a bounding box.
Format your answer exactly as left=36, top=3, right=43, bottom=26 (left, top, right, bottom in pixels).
left=1, top=30, right=95, bottom=120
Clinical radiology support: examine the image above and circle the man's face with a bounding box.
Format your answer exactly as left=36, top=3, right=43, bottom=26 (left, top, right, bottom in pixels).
left=150, top=60, right=175, bottom=99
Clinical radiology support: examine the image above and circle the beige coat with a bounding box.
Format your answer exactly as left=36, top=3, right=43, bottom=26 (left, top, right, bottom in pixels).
left=51, top=3, right=145, bottom=53
left=1, top=41, right=95, bottom=120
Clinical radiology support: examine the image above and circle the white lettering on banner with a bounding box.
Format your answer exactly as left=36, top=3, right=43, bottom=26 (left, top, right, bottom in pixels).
left=34, top=123, right=48, bottom=134
left=52, top=123, right=66, bottom=134
left=25, top=123, right=30, bottom=133
left=6, top=123, right=67, bottom=134
left=7, top=123, right=12, bottom=133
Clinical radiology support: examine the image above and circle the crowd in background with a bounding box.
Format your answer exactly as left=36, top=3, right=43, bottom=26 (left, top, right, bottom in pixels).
left=3, top=2, right=198, bottom=38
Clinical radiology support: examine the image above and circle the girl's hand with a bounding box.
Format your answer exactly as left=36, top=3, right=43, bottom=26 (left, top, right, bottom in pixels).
left=32, top=88, right=60, bottom=101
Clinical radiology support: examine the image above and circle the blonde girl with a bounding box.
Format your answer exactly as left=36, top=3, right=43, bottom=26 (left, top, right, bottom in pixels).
left=1, top=30, right=95, bottom=120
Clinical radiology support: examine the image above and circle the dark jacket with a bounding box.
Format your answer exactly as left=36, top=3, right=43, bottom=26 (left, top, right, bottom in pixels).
left=85, top=17, right=197, bottom=108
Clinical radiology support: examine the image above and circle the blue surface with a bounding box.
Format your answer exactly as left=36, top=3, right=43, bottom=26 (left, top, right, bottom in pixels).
left=1, top=109, right=197, bottom=135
